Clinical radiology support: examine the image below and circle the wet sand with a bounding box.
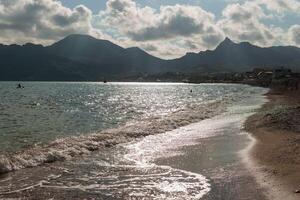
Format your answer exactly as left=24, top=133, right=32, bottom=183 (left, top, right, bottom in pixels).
left=245, top=90, right=300, bottom=200
left=156, top=120, right=267, bottom=200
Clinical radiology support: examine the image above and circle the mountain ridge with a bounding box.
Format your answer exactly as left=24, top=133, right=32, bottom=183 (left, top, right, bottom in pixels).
left=0, top=34, right=300, bottom=81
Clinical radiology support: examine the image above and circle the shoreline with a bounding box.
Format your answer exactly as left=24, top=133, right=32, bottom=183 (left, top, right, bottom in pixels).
left=0, top=85, right=268, bottom=199
left=245, top=90, right=300, bottom=200
left=153, top=93, right=269, bottom=199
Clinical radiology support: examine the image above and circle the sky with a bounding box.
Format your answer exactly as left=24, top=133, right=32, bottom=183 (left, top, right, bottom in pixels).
left=0, top=0, right=299, bottom=59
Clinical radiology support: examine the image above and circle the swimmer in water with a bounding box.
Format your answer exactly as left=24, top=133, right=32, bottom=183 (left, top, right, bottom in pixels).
left=17, top=83, right=24, bottom=89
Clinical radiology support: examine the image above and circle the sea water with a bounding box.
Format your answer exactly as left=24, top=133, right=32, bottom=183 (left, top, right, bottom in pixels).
left=0, top=82, right=268, bottom=199
left=0, top=82, right=262, bottom=152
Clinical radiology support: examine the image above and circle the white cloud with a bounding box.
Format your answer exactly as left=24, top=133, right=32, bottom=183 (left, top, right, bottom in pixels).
left=256, top=0, right=300, bottom=14
left=126, top=5, right=217, bottom=41
left=95, top=0, right=156, bottom=36
left=0, top=0, right=101, bottom=44
left=218, top=1, right=281, bottom=46
left=93, top=0, right=224, bottom=58
left=96, top=0, right=220, bottom=41
left=288, top=25, right=300, bottom=46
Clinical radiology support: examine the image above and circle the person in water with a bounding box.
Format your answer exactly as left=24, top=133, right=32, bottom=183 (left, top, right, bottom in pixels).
left=17, top=83, right=24, bottom=89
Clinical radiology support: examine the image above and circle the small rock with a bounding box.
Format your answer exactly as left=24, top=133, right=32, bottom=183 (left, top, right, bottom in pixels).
left=294, top=190, right=300, bottom=193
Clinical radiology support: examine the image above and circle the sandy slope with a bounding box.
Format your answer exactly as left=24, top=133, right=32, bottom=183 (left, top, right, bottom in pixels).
left=245, top=90, right=300, bottom=200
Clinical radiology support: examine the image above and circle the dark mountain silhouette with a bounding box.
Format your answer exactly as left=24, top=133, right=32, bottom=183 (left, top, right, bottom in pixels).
left=45, top=34, right=166, bottom=80
left=0, top=34, right=300, bottom=81
left=167, top=37, right=300, bottom=73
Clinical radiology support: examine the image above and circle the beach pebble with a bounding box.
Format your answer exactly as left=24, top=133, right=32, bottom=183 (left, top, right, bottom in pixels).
left=294, top=190, right=300, bottom=193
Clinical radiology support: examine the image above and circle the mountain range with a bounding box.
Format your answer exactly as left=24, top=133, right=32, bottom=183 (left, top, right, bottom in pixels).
left=1, top=34, right=300, bottom=81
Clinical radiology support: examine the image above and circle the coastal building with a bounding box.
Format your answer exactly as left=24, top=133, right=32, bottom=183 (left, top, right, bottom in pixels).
left=243, top=68, right=273, bottom=87
left=257, top=71, right=273, bottom=87
left=270, top=67, right=299, bottom=90
left=273, top=67, right=292, bottom=79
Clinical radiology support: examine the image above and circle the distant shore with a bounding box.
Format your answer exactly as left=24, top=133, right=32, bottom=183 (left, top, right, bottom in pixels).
left=245, top=89, right=300, bottom=200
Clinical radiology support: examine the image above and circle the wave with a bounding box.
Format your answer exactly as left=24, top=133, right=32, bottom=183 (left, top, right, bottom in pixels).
left=0, top=100, right=226, bottom=175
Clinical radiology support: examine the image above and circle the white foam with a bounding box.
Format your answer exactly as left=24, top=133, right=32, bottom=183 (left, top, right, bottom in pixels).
left=118, top=88, right=268, bottom=199
left=120, top=116, right=244, bottom=199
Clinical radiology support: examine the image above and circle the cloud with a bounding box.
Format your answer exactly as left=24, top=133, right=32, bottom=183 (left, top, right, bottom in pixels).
left=218, top=1, right=280, bottom=46
left=288, top=25, right=300, bottom=46
left=96, top=1, right=222, bottom=41
left=93, top=0, right=224, bottom=58
left=126, top=5, right=217, bottom=41
left=96, top=0, right=156, bottom=34
left=146, top=40, right=192, bottom=58
left=140, top=43, right=158, bottom=52
left=0, top=0, right=99, bottom=44
left=256, top=0, right=300, bottom=14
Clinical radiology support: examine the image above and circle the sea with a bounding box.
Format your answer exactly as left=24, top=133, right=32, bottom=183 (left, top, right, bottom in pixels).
left=0, top=82, right=268, bottom=199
